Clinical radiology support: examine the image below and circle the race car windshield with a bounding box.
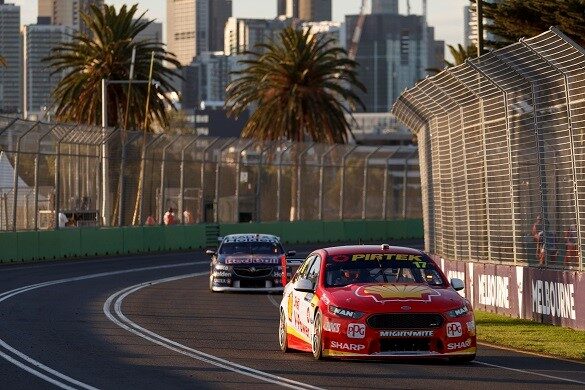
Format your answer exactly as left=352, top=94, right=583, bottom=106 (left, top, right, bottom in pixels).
left=325, top=253, right=446, bottom=287
left=219, top=241, right=284, bottom=255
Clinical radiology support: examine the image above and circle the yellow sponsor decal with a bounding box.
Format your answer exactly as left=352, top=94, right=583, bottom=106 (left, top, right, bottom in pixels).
left=287, top=293, right=293, bottom=319
left=351, top=254, right=423, bottom=262
left=355, top=284, right=441, bottom=302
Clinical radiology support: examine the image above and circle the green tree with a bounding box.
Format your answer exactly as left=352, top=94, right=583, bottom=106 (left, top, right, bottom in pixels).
left=225, top=27, right=365, bottom=144
left=476, top=0, right=585, bottom=49
left=46, top=4, right=181, bottom=129
left=224, top=27, right=365, bottom=221
left=445, top=44, right=477, bottom=67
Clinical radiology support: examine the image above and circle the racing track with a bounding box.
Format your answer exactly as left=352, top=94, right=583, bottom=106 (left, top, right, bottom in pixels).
left=0, top=248, right=584, bottom=389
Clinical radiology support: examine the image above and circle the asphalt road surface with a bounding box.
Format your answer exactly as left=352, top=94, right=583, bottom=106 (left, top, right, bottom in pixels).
left=1, top=244, right=584, bottom=389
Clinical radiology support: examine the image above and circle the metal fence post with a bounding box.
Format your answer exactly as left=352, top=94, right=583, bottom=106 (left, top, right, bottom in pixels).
left=34, top=125, right=59, bottom=230
left=319, top=145, right=336, bottom=220
left=200, top=138, right=220, bottom=223
left=137, top=134, right=162, bottom=224
left=179, top=136, right=200, bottom=224
left=235, top=140, right=253, bottom=223
left=215, top=139, right=237, bottom=223
left=54, top=126, right=77, bottom=230
left=296, top=143, right=314, bottom=221
left=160, top=135, right=181, bottom=223
left=402, top=149, right=418, bottom=220
left=382, top=147, right=400, bottom=220
left=362, top=146, right=382, bottom=219
left=339, top=146, right=357, bottom=221
left=12, top=122, right=40, bottom=231
left=255, top=143, right=273, bottom=222
left=276, top=144, right=290, bottom=222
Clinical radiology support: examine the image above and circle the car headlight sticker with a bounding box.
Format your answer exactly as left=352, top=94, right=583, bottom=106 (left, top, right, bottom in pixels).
left=446, top=305, right=469, bottom=318
left=328, top=305, right=364, bottom=320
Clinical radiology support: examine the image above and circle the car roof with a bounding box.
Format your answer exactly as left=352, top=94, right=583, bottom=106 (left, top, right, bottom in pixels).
left=321, top=245, right=424, bottom=256
left=221, top=234, right=281, bottom=243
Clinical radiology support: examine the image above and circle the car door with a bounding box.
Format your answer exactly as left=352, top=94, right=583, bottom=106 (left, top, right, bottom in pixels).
left=292, top=254, right=322, bottom=344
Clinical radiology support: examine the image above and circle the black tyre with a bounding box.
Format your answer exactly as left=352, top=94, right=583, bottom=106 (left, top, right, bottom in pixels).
left=279, top=310, right=289, bottom=352
left=209, top=266, right=214, bottom=292
left=312, top=312, right=323, bottom=360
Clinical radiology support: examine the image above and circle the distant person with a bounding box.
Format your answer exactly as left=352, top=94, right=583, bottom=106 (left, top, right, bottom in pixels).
left=563, top=224, right=578, bottom=264
left=164, top=208, right=176, bottom=225
left=145, top=215, right=155, bottom=226
left=531, top=215, right=543, bottom=263
left=183, top=209, right=194, bottom=224
left=58, top=212, right=68, bottom=228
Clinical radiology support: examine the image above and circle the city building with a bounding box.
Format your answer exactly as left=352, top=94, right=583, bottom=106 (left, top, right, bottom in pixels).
left=224, top=16, right=293, bottom=55
left=371, top=0, right=399, bottom=14
left=345, top=13, right=444, bottom=112
left=181, top=52, right=242, bottom=110
left=167, top=0, right=232, bottom=66
left=136, top=21, right=163, bottom=43
left=184, top=104, right=249, bottom=137
left=349, top=112, right=413, bottom=145
left=463, top=5, right=472, bottom=48
left=23, top=19, right=70, bottom=119
left=277, top=0, right=331, bottom=21
left=468, top=0, right=503, bottom=48
left=301, top=21, right=345, bottom=49
left=38, top=0, right=103, bottom=31
left=0, top=0, right=20, bottom=114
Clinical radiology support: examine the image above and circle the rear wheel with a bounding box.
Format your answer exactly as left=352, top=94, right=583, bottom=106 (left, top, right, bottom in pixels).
left=312, top=312, right=323, bottom=360
left=449, top=354, right=476, bottom=364
left=279, top=310, right=289, bottom=352
left=208, top=266, right=214, bottom=292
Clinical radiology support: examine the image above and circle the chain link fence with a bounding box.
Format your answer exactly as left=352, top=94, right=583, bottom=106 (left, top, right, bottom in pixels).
left=0, top=116, right=421, bottom=232
left=392, top=27, right=585, bottom=271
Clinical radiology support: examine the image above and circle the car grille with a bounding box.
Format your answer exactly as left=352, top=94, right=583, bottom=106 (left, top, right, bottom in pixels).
left=367, top=314, right=444, bottom=329
left=233, top=267, right=273, bottom=278
left=380, top=338, right=432, bottom=352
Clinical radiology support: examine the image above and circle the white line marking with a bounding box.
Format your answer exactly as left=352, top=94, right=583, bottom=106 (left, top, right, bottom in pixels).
left=267, top=294, right=281, bottom=308
left=104, top=274, right=323, bottom=390
left=0, top=261, right=203, bottom=390
left=475, top=361, right=585, bottom=385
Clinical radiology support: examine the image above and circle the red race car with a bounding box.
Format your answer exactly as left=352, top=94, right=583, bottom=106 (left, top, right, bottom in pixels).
left=278, top=244, right=476, bottom=362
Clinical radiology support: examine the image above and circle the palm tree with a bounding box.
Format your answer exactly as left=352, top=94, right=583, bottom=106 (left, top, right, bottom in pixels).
left=445, top=44, right=477, bottom=67
left=225, top=27, right=365, bottom=221
left=225, top=27, right=365, bottom=144
left=46, top=4, right=181, bottom=129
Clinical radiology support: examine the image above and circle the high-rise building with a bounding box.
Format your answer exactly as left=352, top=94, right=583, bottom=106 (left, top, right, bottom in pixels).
left=463, top=5, right=471, bottom=48
left=23, top=19, right=70, bottom=119
left=371, top=0, right=399, bottom=14
left=0, top=0, right=21, bottom=113
left=224, top=17, right=293, bottom=55
left=298, top=0, right=331, bottom=22
left=301, top=21, right=345, bottom=49
left=167, top=0, right=232, bottom=66
left=345, top=13, right=444, bottom=112
left=277, top=0, right=330, bottom=21
left=38, top=0, right=104, bottom=31
left=136, top=21, right=163, bottom=43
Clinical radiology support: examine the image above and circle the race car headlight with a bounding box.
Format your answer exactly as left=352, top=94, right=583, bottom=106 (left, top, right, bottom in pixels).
left=446, top=305, right=470, bottom=318
left=214, top=264, right=232, bottom=271
left=328, top=305, right=364, bottom=319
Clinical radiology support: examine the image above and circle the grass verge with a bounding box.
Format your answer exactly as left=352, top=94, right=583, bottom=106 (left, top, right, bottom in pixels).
left=475, top=310, right=585, bottom=361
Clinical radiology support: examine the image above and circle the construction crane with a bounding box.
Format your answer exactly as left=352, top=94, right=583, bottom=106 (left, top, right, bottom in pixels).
left=348, top=0, right=367, bottom=61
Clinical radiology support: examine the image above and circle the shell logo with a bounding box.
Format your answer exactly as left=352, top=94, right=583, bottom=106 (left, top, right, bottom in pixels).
left=355, top=284, right=441, bottom=303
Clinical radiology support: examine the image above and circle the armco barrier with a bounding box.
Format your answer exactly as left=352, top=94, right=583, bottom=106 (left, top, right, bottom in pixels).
left=0, top=219, right=422, bottom=264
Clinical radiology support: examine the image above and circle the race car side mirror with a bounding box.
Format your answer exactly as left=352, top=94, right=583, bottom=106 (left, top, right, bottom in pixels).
left=286, top=250, right=296, bottom=257
left=451, top=278, right=464, bottom=291
left=294, top=278, right=314, bottom=293
left=205, top=249, right=216, bottom=256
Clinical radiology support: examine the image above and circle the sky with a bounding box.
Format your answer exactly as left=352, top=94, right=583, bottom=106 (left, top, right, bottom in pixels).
left=13, top=0, right=470, bottom=47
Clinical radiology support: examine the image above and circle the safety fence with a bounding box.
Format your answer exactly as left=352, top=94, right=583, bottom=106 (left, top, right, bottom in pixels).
left=0, top=117, right=421, bottom=232
left=392, top=27, right=585, bottom=271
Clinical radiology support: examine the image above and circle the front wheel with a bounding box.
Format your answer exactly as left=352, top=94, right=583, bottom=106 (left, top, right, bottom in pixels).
left=279, top=310, right=289, bottom=352
left=312, top=312, right=323, bottom=360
